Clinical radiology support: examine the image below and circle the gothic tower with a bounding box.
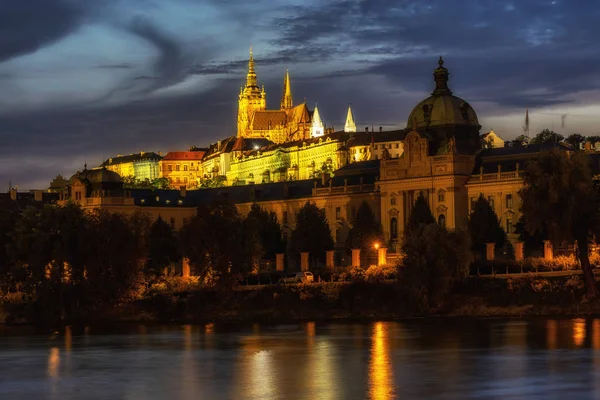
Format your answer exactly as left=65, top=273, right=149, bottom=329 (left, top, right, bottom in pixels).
left=280, top=69, right=293, bottom=110
left=311, top=104, right=324, bottom=138
left=237, top=47, right=267, bottom=137
left=344, top=104, right=356, bottom=133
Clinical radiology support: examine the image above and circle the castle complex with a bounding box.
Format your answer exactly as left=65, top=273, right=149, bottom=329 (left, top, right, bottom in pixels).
left=42, top=52, right=573, bottom=267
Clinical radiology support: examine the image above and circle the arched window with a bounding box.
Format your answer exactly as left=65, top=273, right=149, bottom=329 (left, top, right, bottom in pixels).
left=438, top=214, right=446, bottom=228
left=390, top=217, right=398, bottom=239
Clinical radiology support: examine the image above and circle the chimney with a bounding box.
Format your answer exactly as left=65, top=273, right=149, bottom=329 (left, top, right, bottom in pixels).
left=379, top=126, right=382, bottom=133
left=321, top=172, right=330, bottom=186
left=179, top=185, right=187, bottom=198
left=365, top=127, right=369, bottom=133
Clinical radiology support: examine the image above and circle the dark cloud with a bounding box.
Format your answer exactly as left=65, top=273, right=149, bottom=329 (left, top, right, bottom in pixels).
left=95, top=64, right=135, bottom=69
left=0, top=1, right=84, bottom=62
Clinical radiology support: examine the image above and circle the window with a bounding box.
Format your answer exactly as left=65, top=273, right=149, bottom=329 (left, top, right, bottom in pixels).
left=506, top=218, right=513, bottom=234
left=336, top=207, right=341, bottom=220
left=176, top=177, right=180, bottom=183
left=488, top=196, right=494, bottom=210
left=184, top=165, right=188, bottom=171
left=184, top=177, right=188, bottom=183
left=391, top=196, right=396, bottom=205
left=395, top=143, right=399, bottom=149
left=438, top=190, right=445, bottom=202
left=176, top=165, right=180, bottom=171
left=283, top=211, right=288, bottom=224
left=506, top=194, right=513, bottom=209
left=168, top=165, right=173, bottom=171
left=390, top=218, right=398, bottom=239
left=438, top=214, right=446, bottom=228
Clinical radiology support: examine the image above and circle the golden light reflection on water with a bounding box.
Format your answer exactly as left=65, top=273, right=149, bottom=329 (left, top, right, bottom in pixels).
left=573, top=318, right=586, bottom=347
left=239, top=336, right=275, bottom=400
left=593, top=320, right=600, bottom=350
left=65, top=326, right=72, bottom=352
left=48, top=347, right=60, bottom=378
left=369, top=322, right=395, bottom=400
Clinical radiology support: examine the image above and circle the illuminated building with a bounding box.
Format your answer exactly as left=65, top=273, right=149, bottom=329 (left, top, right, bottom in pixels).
left=160, top=151, right=206, bottom=188
left=99, top=151, right=162, bottom=182
left=481, top=130, right=505, bottom=148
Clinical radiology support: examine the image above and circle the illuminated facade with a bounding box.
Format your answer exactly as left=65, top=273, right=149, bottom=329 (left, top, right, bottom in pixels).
left=160, top=151, right=206, bottom=188
left=99, top=152, right=162, bottom=182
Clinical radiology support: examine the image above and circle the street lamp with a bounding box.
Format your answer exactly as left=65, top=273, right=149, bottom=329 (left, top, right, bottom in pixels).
left=374, top=242, right=380, bottom=250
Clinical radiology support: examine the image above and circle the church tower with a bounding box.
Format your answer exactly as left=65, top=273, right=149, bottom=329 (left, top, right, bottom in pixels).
left=280, top=69, right=293, bottom=110
left=238, top=47, right=267, bottom=138
left=344, top=104, right=356, bottom=133
left=311, top=104, right=324, bottom=138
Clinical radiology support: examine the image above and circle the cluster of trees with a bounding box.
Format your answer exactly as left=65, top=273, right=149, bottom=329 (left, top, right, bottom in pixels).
left=122, top=176, right=170, bottom=189
left=507, top=129, right=600, bottom=150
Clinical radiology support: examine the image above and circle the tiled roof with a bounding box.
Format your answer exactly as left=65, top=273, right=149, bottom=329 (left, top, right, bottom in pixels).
left=251, top=110, right=287, bottom=130
left=100, top=152, right=162, bottom=167
left=162, top=151, right=205, bottom=161
left=288, top=103, right=310, bottom=124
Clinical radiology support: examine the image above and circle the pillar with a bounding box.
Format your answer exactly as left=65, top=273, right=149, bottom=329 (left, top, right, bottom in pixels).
left=485, top=243, right=495, bottom=261
left=276, top=253, right=285, bottom=272
left=544, top=240, right=553, bottom=261
left=182, top=258, right=190, bottom=278
left=351, top=249, right=361, bottom=267
left=300, top=252, right=309, bottom=271
left=514, top=242, right=524, bottom=262
left=378, top=247, right=387, bottom=266
left=326, top=250, right=335, bottom=269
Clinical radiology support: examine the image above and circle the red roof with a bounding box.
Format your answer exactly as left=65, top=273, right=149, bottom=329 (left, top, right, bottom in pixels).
left=162, top=151, right=205, bottom=161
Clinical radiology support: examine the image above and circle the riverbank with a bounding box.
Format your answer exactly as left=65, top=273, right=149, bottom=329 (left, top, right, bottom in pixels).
left=2, top=274, right=599, bottom=325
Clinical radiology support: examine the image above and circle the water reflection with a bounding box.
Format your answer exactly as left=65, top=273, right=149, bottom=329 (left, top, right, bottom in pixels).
left=369, top=322, right=395, bottom=400
left=573, top=318, right=586, bottom=346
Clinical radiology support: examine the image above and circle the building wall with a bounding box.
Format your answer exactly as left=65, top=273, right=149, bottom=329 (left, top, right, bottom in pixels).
left=133, top=160, right=160, bottom=181
left=160, top=159, right=203, bottom=188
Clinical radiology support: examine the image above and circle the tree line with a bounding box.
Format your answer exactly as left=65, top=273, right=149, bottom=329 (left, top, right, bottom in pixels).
left=506, top=128, right=600, bottom=150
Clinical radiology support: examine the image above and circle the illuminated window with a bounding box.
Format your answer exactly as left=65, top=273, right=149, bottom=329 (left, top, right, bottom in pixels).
left=395, top=143, right=399, bottom=149
left=176, top=165, right=180, bottom=171
left=168, top=165, right=172, bottom=171
left=176, top=177, right=180, bottom=183
left=184, top=177, right=188, bottom=183
left=336, top=207, right=341, bottom=220
left=506, top=194, right=513, bottom=208
left=184, top=165, right=188, bottom=172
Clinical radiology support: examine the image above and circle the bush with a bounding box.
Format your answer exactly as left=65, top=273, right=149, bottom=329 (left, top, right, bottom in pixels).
left=364, top=264, right=397, bottom=282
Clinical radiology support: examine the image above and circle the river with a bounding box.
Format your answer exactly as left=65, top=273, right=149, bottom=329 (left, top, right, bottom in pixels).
left=0, top=319, right=599, bottom=399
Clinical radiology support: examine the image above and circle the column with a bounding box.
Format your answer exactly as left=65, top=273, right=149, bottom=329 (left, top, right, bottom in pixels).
left=351, top=249, right=361, bottom=267
left=326, top=250, right=335, bottom=269
left=276, top=253, right=285, bottom=272
left=300, top=252, right=310, bottom=271
left=544, top=240, right=553, bottom=261
left=378, top=247, right=387, bottom=266
left=182, top=258, right=190, bottom=278
left=514, top=242, right=524, bottom=262
left=486, top=243, right=495, bottom=261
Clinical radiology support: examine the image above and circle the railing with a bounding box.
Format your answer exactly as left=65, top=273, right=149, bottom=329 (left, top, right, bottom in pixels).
left=472, top=171, right=520, bottom=182
left=312, top=183, right=376, bottom=196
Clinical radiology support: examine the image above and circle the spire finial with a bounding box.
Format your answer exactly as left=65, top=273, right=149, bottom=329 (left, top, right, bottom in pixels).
left=438, top=56, right=444, bottom=68
left=246, top=46, right=257, bottom=88
left=281, top=68, right=293, bottom=109
left=432, top=56, right=451, bottom=95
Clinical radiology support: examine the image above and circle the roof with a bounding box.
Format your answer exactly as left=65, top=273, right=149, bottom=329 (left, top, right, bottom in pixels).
left=100, top=152, right=162, bottom=166
left=472, top=142, right=571, bottom=174
left=203, top=136, right=237, bottom=159
left=347, top=130, right=406, bottom=147
left=162, top=151, right=206, bottom=161
left=70, top=168, right=123, bottom=184
left=0, top=191, right=59, bottom=211
left=251, top=110, right=287, bottom=130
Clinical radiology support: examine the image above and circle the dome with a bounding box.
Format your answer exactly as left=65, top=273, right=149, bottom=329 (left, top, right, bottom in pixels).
left=406, top=57, right=480, bottom=132
left=69, top=168, right=123, bottom=184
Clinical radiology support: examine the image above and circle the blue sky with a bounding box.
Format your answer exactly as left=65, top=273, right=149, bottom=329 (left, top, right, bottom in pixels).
left=2, top=0, right=600, bottom=189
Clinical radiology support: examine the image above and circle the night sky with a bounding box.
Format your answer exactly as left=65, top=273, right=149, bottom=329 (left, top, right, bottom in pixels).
left=1, top=0, right=600, bottom=190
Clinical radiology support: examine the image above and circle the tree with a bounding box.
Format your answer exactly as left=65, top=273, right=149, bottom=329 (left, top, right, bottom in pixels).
left=290, top=201, right=334, bottom=267
left=180, top=201, right=258, bottom=285
left=530, top=129, right=564, bottom=145
left=244, top=204, right=285, bottom=260
left=346, top=201, right=384, bottom=256
left=520, top=149, right=599, bottom=298
left=468, top=195, right=506, bottom=258
left=152, top=177, right=170, bottom=190
left=402, top=224, right=471, bottom=309
left=515, top=215, right=547, bottom=255
left=146, top=216, right=181, bottom=277
left=565, top=133, right=586, bottom=150
left=405, top=195, right=435, bottom=235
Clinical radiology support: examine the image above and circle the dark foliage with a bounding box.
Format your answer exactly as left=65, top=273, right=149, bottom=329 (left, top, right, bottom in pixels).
left=290, top=201, right=334, bottom=267
left=405, top=195, right=435, bottom=235
left=468, top=195, right=506, bottom=257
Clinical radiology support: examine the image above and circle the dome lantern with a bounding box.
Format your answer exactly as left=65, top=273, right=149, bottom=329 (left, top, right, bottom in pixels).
left=432, top=56, right=452, bottom=96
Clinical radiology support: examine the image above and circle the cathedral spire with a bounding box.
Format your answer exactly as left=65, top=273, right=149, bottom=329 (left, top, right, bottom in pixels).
left=246, top=46, right=258, bottom=88
left=311, top=103, right=324, bottom=138
left=280, top=69, right=293, bottom=109
left=344, top=104, right=356, bottom=133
